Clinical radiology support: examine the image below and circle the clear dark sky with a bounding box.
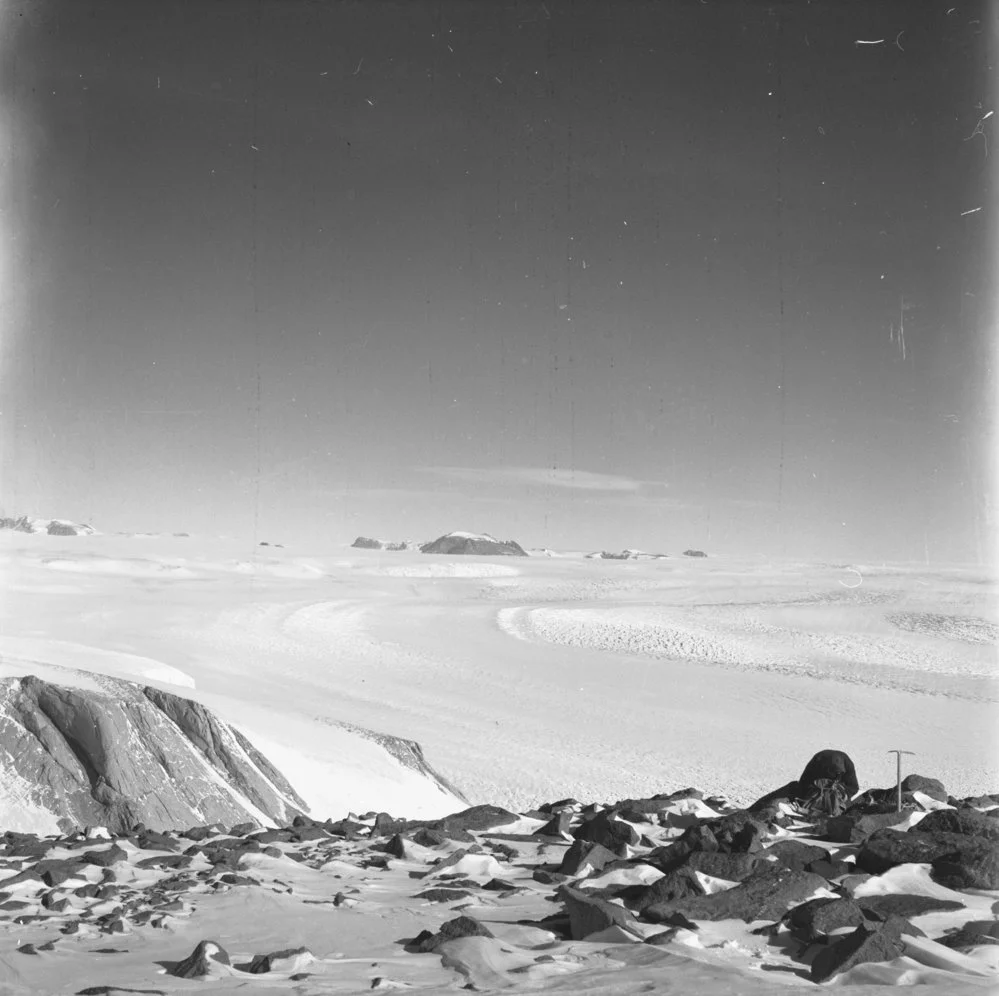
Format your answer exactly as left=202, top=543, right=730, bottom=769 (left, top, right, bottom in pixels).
left=1, top=0, right=995, bottom=561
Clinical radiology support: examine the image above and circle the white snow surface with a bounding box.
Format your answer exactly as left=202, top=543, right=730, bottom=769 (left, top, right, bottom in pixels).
left=0, top=533, right=996, bottom=818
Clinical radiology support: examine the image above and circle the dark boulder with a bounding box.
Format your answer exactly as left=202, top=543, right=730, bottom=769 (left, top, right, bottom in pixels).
left=760, top=840, right=830, bottom=873
left=633, top=866, right=705, bottom=912
left=573, top=810, right=640, bottom=850
left=646, top=823, right=719, bottom=873
left=170, top=940, right=231, bottom=978
left=537, top=810, right=573, bottom=837
left=858, top=894, right=963, bottom=919
left=809, top=920, right=906, bottom=983
left=856, top=828, right=987, bottom=875
left=938, top=921, right=999, bottom=950
left=431, top=804, right=519, bottom=834
left=351, top=537, right=383, bottom=549
left=931, top=838, right=999, bottom=890
left=537, top=798, right=580, bottom=813
left=824, top=809, right=916, bottom=843
left=703, top=811, right=767, bottom=853
left=559, top=885, right=641, bottom=940
left=245, top=947, right=313, bottom=974
left=413, top=915, right=494, bottom=952
left=683, top=850, right=760, bottom=882
left=642, top=866, right=828, bottom=924
left=558, top=840, right=619, bottom=877
left=653, top=787, right=703, bottom=802
left=414, top=887, right=475, bottom=902
left=81, top=845, right=128, bottom=868
left=411, top=827, right=450, bottom=848
left=917, top=808, right=999, bottom=841
left=786, top=897, right=871, bottom=941
left=901, top=775, right=948, bottom=802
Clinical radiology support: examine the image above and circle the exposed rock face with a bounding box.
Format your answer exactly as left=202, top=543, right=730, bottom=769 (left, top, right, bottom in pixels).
left=0, top=515, right=96, bottom=536
left=351, top=536, right=384, bottom=549
left=682, top=549, right=707, bottom=557
left=419, top=532, right=527, bottom=556
left=0, top=674, right=308, bottom=834
left=329, top=720, right=469, bottom=807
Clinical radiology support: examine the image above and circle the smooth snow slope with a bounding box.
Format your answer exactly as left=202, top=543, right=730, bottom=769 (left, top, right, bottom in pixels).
left=0, top=533, right=996, bottom=815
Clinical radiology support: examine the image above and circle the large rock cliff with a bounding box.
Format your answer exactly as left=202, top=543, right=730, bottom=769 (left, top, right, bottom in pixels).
left=0, top=673, right=308, bottom=834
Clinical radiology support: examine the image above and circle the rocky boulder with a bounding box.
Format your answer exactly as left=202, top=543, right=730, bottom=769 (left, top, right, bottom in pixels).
left=170, top=940, right=231, bottom=979
left=931, top=839, right=999, bottom=890
left=642, top=866, right=828, bottom=924
left=559, top=885, right=642, bottom=940
left=901, top=774, right=948, bottom=802
left=856, top=828, right=996, bottom=881
left=915, top=808, right=999, bottom=841
left=573, top=810, right=640, bottom=850
left=809, top=919, right=908, bottom=983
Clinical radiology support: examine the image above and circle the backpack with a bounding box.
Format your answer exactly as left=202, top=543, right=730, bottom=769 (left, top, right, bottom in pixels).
left=798, top=778, right=851, bottom=818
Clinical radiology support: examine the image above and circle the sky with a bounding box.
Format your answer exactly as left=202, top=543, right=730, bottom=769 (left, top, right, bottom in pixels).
left=0, top=0, right=995, bottom=562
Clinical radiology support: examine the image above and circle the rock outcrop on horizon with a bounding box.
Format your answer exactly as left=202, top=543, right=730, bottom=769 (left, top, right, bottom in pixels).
left=0, top=515, right=96, bottom=536
left=419, top=531, right=528, bottom=557
left=588, top=549, right=668, bottom=560
left=0, top=674, right=308, bottom=834
left=351, top=536, right=416, bottom=550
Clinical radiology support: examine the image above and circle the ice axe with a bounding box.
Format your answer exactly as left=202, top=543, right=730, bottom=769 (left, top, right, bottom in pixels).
left=888, top=750, right=915, bottom=812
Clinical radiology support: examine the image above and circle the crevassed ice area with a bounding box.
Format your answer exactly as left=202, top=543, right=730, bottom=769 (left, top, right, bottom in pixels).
left=0, top=532, right=996, bottom=815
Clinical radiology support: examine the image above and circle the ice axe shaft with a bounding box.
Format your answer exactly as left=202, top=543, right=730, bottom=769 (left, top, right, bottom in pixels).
left=888, top=750, right=915, bottom=812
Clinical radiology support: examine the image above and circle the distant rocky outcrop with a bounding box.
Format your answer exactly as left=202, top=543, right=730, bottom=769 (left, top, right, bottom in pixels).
left=0, top=674, right=308, bottom=834
left=351, top=537, right=416, bottom=551
left=683, top=549, right=707, bottom=558
left=419, top=532, right=527, bottom=557
left=0, top=515, right=96, bottom=536
left=587, top=549, right=667, bottom=561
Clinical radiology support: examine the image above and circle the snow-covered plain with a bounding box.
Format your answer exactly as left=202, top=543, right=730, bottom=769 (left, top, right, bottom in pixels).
left=0, top=532, right=995, bottom=814
left=0, top=531, right=998, bottom=996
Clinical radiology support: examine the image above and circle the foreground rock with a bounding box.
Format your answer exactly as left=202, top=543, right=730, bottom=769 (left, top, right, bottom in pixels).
left=170, top=940, right=231, bottom=978
left=0, top=749, right=994, bottom=993
left=810, top=919, right=908, bottom=983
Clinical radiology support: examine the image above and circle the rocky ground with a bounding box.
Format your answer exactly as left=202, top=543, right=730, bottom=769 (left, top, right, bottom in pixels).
left=0, top=753, right=996, bottom=994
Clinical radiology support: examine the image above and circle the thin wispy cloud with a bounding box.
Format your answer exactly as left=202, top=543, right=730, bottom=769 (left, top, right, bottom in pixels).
left=420, top=466, right=668, bottom=493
